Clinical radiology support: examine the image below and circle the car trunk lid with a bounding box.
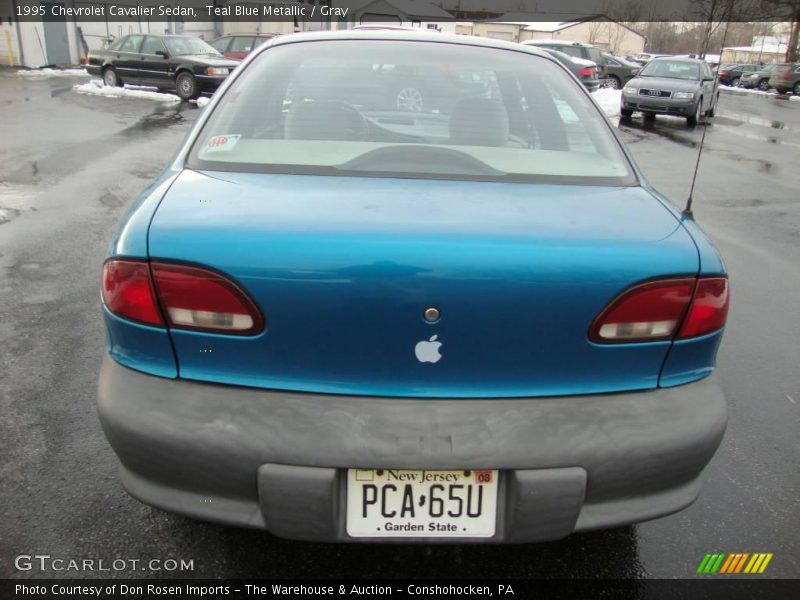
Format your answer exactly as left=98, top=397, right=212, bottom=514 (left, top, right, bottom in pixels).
left=147, top=169, right=698, bottom=398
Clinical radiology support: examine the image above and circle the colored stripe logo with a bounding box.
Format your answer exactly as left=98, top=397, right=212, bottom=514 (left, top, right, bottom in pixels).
left=696, top=553, right=773, bottom=574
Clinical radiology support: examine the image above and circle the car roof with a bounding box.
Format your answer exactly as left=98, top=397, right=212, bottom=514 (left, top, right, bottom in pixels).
left=648, top=56, right=706, bottom=64
left=219, top=33, right=275, bottom=37
left=267, top=29, right=555, bottom=59
left=522, top=39, right=591, bottom=47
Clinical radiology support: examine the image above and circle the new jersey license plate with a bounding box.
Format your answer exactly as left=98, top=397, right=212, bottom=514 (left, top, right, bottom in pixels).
left=346, top=469, right=498, bottom=538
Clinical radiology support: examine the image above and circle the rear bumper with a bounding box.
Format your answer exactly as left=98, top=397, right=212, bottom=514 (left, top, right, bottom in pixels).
left=97, top=356, right=727, bottom=542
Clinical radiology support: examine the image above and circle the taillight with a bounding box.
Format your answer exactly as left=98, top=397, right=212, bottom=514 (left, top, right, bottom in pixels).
left=783, top=72, right=792, bottom=80
left=101, top=259, right=264, bottom=335
left=677, top=277, right=729, bottom=339
left=102, top=260, right=164, bottom=326
left=151, top=263, right=264, bottom=335
left=579, top=67, right=594, bottom=77
left=590, top=277, right=728, bottom=343
left=719, top=69, right=728, bottom=75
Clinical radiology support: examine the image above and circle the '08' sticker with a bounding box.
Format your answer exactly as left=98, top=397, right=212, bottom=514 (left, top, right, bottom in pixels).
left=205, top=134, right=241, bottom=153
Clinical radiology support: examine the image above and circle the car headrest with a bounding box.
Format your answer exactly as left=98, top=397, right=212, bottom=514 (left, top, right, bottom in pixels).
left=448, top=98, right=509, bottom=147
left=285, top=101, right=354, bottom=141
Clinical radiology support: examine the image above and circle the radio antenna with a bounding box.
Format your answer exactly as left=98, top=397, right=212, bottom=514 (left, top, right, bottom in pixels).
left=683, top=10, right=733, bottom=220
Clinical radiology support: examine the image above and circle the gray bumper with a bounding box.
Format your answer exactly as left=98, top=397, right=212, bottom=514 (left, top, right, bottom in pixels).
left=97, top=356, right=727, bottom=542
left=622, top=93, right=695, bottom=115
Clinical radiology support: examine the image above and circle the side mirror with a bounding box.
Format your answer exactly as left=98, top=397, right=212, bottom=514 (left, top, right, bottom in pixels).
left=155, top=50, right=169, bottom=59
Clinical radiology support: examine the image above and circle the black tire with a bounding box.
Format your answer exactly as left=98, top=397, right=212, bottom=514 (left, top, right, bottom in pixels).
left=730, top=77, right=740, bottom=87
left=620, top=108, right=633, bottom=118
left=607, top=75, right=621, bottom=90
left=707, top=93, right=719, bottom=117
left=758, top=79, right=770, bottom=91
left=794, top=81, right=800, bottom=95
left=102, top=67, right=122, bottom=88
left=176, top=71, right=199, bottom=100
left=687, top=99, right=702, bottom=127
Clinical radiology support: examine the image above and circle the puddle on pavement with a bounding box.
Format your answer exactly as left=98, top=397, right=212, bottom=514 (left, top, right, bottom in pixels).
left=715, top=110, right=794, bottom=131
left=120, top=103, right=193, bottom=137
left=618, top=117, right=700, bottom=148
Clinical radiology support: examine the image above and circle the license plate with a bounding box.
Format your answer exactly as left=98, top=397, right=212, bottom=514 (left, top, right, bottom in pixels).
left=346, top=469, right=498, bottom=538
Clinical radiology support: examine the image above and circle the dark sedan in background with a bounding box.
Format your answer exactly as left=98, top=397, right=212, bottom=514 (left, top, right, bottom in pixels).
left=716, top=64, right=761, bottom=86
left=86, top=34, right=239, bottom=99
left=601, top=52, right=640, bottom=89
left=621, top=57, right=719, bottom=126
left=538, top=48, right=600, bottom=92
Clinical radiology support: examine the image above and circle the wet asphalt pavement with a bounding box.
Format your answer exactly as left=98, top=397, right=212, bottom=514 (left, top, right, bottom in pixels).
left=0, top=70, right=798, bottom=581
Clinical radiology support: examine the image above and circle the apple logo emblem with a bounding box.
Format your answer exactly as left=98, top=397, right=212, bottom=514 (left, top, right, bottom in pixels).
left=415, top=335, right=443, bottom=364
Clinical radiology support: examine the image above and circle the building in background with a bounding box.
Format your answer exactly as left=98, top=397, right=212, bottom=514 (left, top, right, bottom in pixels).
left=456, top=16, right=646, bottom=56
left=721, top=36, right=790, bottom=65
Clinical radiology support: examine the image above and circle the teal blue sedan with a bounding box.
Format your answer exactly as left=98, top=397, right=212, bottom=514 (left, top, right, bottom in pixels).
left=98, top=31, right=729, bottom=542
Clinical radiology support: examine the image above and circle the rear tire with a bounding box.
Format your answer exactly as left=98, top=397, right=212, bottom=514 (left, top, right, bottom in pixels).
left=730, top=77, right=740, bottom=87
left=794, top=81, right=800, bottom=95
left=607, top=75, right=621, bottom=90
left=102, top=67, right=122, bottom=88
left=758, top=79, right=770, bottom=91
left=176, top=72, right=199, bottom=100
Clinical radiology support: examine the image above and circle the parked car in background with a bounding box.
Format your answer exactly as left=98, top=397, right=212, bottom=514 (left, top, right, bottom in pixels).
left=716, top=64, right=761, bottom=86
left=768, top=62, right=800, bottom=94
left=98, top=30, right=729, bottom=543
left=631, top=52, right=671, bottom=64
left=521, top=40, right=607, bottom=78
left=621, top=57, right=719, bottom=126
left=533, top=47, right=600, bottom=92
left=86, top=34, right=239, bottom=100
left=210, top=33, right=275, bottom=60
left=739, top=64, right=779, bottom=90
left=601, top=53, right=640, bottom=89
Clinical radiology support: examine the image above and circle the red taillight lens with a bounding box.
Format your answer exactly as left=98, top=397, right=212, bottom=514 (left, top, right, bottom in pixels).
left=783, top=72, right=792, bottom=80
left=677, top=277, right=729, bottom=339
left=151, top=263, right=264, bottom=335
left=579, top=67, right=593, bottom=77
left=102, top=259, right=164, bottom=326
left=590, top=278, right=694, bottom=343
left=590, top=277, right=729, bottom=343
left=719, top=69, right=728, bottom=75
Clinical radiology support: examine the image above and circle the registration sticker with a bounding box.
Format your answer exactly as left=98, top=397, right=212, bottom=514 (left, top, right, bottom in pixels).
left=204, top=134, right=241, bottom=153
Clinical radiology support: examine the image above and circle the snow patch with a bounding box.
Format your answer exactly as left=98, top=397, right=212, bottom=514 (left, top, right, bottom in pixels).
left=18, top=68, right=90, bottom=78
left=591, top=88, right=622, bottom=118
left=191, top=96, right=211, bottom=107
left=73, top=79, right=181, bottom=103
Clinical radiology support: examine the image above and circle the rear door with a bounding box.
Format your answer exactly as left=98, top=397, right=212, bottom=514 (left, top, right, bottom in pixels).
left=114, top=34, right=144, bottom=83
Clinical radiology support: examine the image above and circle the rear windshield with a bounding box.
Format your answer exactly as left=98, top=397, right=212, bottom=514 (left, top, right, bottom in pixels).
left=773, top=64, right=792, bottom=73
left=187, top=40, right=635, bottom=185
